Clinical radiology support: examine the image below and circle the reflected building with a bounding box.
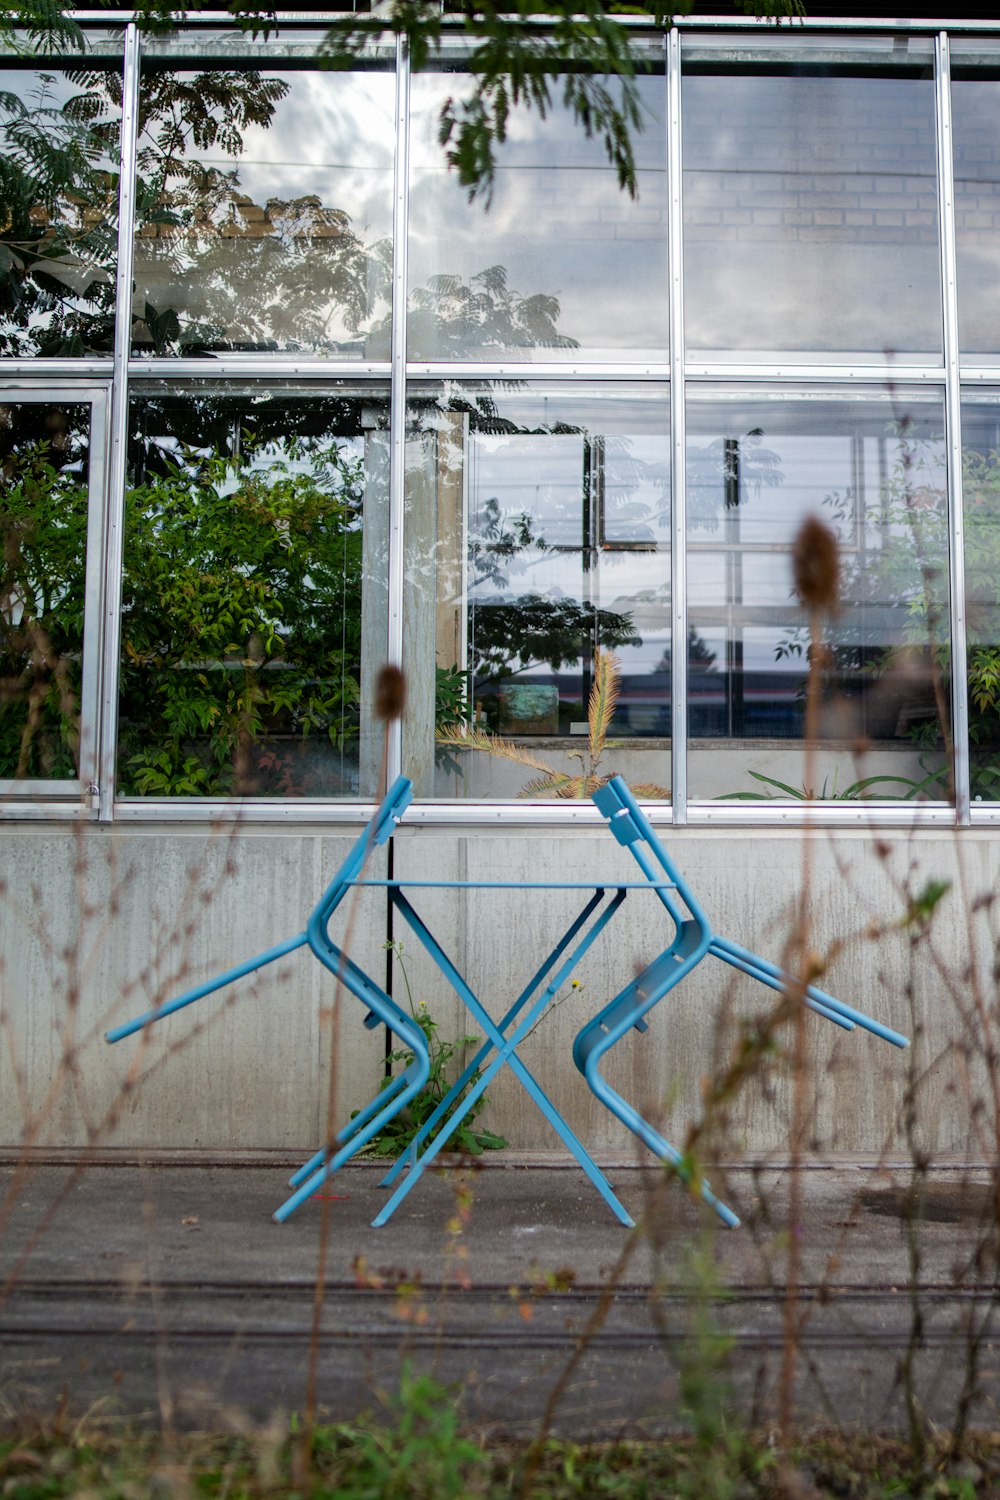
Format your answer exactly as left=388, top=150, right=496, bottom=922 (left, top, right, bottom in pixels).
left=1, top=9, right=996, bottom=814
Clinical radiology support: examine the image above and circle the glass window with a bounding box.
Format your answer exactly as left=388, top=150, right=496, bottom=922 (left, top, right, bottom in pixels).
left=0, top=47, right=122, bottom=356
left=959, top=393, right=1000, bottom=801
left=407, top=41, right=667, bottom=362
left=403, top=382, right=671, bottom=799
left=687, top=387, right=951, bottom=803
left=119, top=384, right=389, bottom=798
left=0, top=400, right=92, bottom=782
left=132, top=34, right=394, bottom=358
left=682, top=35, right=941, bottom=362
left=951, top=44, right=1000, bottom=363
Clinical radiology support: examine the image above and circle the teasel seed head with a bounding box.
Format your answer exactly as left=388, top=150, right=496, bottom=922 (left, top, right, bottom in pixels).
left=792, top=515, right=840, bottom=613
left=375, top=663, right=407, bottom=721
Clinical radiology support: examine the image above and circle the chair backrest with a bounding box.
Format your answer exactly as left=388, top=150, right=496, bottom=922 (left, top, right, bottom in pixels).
left=310, top=775, right=413, bottom=932
left=592, top=777, right=711, bottom=932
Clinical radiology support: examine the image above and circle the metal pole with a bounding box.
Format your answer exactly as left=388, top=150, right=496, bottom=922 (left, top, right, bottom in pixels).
left=936, top=31, right=971, bottom=824
left=667, top=27, right=687, bottom=824
left=385, top=34, right=411, bottom=789
left=97, top=19, right=140, bottom=823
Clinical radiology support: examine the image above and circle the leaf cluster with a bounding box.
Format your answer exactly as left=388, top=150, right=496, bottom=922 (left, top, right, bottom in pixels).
left=0, top=417, right=89, bottom=778
left=117, top=433, right=366, bottom=795
left=438, top=645, right=671, bottom=798
left=358, top=942, right=508, bottom=1158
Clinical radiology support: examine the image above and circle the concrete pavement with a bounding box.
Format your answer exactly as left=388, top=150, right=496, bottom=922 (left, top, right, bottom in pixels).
left=2, top=1154, right=998, bottom=1436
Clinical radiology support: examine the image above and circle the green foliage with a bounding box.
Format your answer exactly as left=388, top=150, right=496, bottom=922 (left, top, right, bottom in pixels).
left=0, top=414, right=89, bottom=780
left=902, top=877, right=951, bottom=928
left=118, top=434, right=365, bottom=796
left=312, top=1364, right=488, bottom=1500
left=4, top=1415, right=1000, bottom=1498
left=720, top=765, right=951, bottom=802
left=0, top=64, right=120, bottom=355
left=360, top=942, right=508, bottom=1158
left=671, top=1241, right=759, bottom=1500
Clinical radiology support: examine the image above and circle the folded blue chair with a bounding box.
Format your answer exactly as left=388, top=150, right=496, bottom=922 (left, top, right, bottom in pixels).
left=106, top=776, right=429, bottom=1223
left=576, top=777, right=910, bottom=1228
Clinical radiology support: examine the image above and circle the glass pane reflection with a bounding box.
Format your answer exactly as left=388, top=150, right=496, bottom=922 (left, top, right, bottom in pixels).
left=132, top=66, right=394, bottom=357
left=687, top=389, right=951, bottom=802
left=407, top=49, right=667, bottom=362
left=682, top=37, right=940, bottom=360
left=952, top=49, right=1000, bottom=361
left=403, top=384, right=671, bottom=798
left=0, top=65, right=121, bottom=356
left=960, top=395, right=1000, bottom=801
left=120, top=386, right=389, bottom=798
left=0, top=402, right=91, bottom=780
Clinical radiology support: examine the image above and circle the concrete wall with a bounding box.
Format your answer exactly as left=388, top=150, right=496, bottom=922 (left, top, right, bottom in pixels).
left=1, top=816, right=995, bottom=1161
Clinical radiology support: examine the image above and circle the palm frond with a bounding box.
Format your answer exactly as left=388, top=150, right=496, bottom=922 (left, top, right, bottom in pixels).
left=435, top=722, right=559, bottom=777
left=631, top=781, right=672, bottom=801
left=587, top=647, right=620, bottom=758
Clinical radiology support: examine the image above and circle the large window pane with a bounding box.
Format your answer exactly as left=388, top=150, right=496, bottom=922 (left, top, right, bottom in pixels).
left=1, top=400, right=91, bottom=781
left=687, top=388, right=951, bottom=802
left=952, top=44, right=1000, bottom=362
left=960, top=393, right=1000, bottom=800
left=119, top=384, right=388, bottom=798
left=408, top=43, right=667, bottom=362
left=0, top=43, right=122, bottom=356
left=403, top=382, right=671, bottom=799
left=682, top=35, right=941, bottom=362
left=132, top=34, right=394, bottom=358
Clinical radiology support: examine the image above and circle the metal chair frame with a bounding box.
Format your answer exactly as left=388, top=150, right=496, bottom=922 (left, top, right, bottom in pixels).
left=575, top=776, right=910, bottom=1228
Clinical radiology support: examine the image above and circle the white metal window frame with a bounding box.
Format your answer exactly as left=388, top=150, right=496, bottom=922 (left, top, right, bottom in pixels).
left=0, top=381, right=113, bottom=820
left=4, top=14, right=999, bottom=826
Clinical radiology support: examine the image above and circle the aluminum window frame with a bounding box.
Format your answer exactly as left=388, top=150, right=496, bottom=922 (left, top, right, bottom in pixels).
left=0, top=380, right=113, bottom=819
left=0, top=16, right=988, bottom=826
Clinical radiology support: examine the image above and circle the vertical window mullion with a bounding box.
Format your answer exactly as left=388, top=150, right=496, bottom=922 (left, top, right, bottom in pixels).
left=99, top=19, right=140, bottom=823
left=386, top=34, right=411, bottom=790
left=937, top=30, right=971, bottom=824
left=668, top=26, right=687, bottom=824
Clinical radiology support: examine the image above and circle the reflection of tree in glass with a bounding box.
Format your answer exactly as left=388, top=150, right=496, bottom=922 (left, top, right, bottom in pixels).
left=466, top=486, right=637, bottom=700
left=119, top=434, right=366, bottom=796
left=774, top=425, right=950, bottom=759
left=0, top=405, right=89, bottom=777
left=686, top=428, right=784, bottom=531
left=132, top=69, right=391, bottom=354
left=0, top=68, right=120, bottom=355
left=403, top=263, right=580, bottom=356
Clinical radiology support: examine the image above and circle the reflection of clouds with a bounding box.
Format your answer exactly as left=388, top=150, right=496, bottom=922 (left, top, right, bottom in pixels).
left=144, top=70, right=395, bottom=239
left=685, top=241, right=941, bottom=356
left=408, top=72, right=667, bottom=357
left=683, top=72, right=940, bottom=355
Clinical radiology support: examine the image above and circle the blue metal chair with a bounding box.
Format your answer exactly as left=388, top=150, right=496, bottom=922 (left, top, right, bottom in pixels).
left=576, top=777, right=910, bottom=1229
left=106, top=776, right=430, bottom=1222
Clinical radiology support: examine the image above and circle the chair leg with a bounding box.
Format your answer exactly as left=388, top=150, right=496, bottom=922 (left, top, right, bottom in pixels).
left=583, top=1054, right=739, bottom=1228
left=372, top=1041, right=635, bottom=1229
left=289, top=1070, right=410, bottom=1188
left=708, top=936, right=909, bottom=1048
left=273, top=1055, right=430, bottom=1223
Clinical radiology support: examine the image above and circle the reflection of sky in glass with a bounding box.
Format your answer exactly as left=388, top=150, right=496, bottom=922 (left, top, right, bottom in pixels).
left=683, top=72, right=941, bottom=358
left=133, top=69, right=394, bottom=354
left=953, top=80, right=1000, bottom=357
left=408, top=71, right=668, bottom=360
left=221, top=72, right=394, bottom=237
left=686, top=396, right=948, bottom=683
left=444, top=387, right=671, bottom=695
